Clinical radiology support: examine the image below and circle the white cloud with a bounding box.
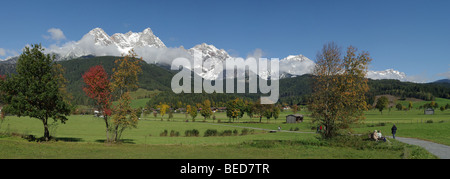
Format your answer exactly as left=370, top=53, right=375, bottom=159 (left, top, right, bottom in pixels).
left=0, top=48, right=19, bottom=61
left=366, top=69, right=435, bottom=83
left=46, top=34, right=121, bottom=58
left=0, top=48, right=5, bottom=56
left=437, top=65, right=450, bottom=79
left=438, top=71, right=450, bottom=79
left=246, top=48, right=265, bottom=59
left=44, top=28, right=66, bottom=42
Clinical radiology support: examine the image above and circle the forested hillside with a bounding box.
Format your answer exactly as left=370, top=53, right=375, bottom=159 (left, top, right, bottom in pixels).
left=58, top=56, right=175, bottom=105
left=366, top=79, right=450, bottom=104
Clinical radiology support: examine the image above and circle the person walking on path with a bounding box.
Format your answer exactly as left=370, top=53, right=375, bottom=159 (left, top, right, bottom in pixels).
left=391, top=124, right=397, bottom=139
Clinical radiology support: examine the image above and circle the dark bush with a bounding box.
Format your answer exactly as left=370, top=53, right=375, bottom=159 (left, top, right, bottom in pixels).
left=241, top=128, right=249, bottom=135
left=204, top=129, right=218, bottom=137
left=170, top=130, right=180, bottom=137
left=185, top=129, right=199, bottom=137
left=221, top=130, right=232, bottom=136
left=233, top=129, right=238, bottom=136
left=160, top=129, right=168, bottom=137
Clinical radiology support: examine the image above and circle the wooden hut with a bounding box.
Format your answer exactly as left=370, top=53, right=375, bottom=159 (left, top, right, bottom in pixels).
left=286, top=114, right=303, bottom=123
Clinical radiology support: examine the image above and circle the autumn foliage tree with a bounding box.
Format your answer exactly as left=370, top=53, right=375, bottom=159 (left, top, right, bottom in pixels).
left=309, top=42, right=372, bottom=138
left=189, top=105, right=198, bottom=121
left=111, top=49, right=143, bottom=142
left=200, top=99, right=212, bottom=121
left=226, top=98, right=245, bottom=122
left=157, top=102, right=170, bottom=121
left=82, top=65, right=113, bottom=142
left=111, top=49, right=143, bottom=95
left=53, top=63, right=73, bottom=105
left=111, top=92, right=138, bottom=140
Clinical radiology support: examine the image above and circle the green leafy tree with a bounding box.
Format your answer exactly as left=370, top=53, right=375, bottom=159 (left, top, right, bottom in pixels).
left=253, top=99, right=266, bottom=123
left=396, top=103, right=403, bottom=111
left=0, top=44, right=71, bottom=141
left=263, top=106, right=273, bottom=123
left=272, top=106, right=280, bottom=120
left=245, top=100, right=255, bottom=120
left=375, top=96, right=389, bottom=114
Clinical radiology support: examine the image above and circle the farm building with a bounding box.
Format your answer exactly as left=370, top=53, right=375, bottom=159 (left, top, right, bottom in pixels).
left=424, top=108, right=434, bottom=115
left=286, top=114, right=303, bottom=123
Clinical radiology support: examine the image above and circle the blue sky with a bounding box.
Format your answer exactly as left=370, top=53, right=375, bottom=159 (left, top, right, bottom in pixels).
left=0, top=0, right=449, bottom=81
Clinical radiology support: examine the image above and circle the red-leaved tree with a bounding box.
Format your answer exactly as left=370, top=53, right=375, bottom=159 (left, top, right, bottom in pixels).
left=82, top=65, right=113, bottom=142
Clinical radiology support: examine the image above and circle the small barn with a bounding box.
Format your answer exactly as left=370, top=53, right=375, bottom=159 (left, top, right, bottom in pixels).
left=424, top=108, right=434, bottom=115
left=286, top=114, right=303, bottom=123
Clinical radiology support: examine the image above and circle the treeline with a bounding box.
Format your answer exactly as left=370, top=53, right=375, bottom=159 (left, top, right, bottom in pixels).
left=146, top=91, right=259, bottom=109
left=152, top=97, right=283, bottom=123
left=366, top=79, right=450, bottom=103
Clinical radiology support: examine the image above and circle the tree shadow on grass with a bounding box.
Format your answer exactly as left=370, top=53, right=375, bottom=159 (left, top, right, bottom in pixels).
left=95, top=139, right=135, bottom=144
left=23, top=135, right=83, bottom=142
left=55, top=137, right=84, bottom=142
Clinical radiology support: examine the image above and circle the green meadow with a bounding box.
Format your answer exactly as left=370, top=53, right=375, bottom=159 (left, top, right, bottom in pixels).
left=1, top=98, right=449, bottom=159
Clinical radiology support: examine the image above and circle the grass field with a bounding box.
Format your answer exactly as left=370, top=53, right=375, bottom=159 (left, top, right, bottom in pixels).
left=1, top=102, right=448, bottom=158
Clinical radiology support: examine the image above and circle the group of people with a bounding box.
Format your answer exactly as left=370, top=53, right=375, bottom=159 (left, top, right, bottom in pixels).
left=370, top=124, right=397, bottom=142
left=370, top=130, right=386, bottom=142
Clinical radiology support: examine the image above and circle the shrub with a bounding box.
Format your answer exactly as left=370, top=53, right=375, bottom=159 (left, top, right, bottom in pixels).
left=233, top=129, right=238, bottom=136
left=185, top=129, right=199, bottom=137
left=241, top=128, right=249, bottom=135
left=426, top=120, right=433, bottom=123
left=221, top=130, right=233, bottom=136
left=204, top=129, right=218, bottom=137
left=170, top=130, right=180, bottom=137
left=160, top=129, right=168, bottom=137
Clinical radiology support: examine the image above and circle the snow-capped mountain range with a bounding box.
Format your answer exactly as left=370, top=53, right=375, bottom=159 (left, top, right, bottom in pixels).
left=279, top=55, right=315, bottom=78
left=0, top=27, right=408, bottom=81
left=90, top=27, right=166, bottom=52
left=367, top=69, right=407, bottom=81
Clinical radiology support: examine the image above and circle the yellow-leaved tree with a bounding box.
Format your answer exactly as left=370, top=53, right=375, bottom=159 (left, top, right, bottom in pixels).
left=157, top=102, right=170, bottom=121
left=309, top=42, right=371, bottom=138
left=111, top=49, right=143, bottom=142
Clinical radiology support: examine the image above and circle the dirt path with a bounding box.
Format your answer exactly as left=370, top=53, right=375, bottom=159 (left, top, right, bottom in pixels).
left=387, top=136, right=450, bottom=159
